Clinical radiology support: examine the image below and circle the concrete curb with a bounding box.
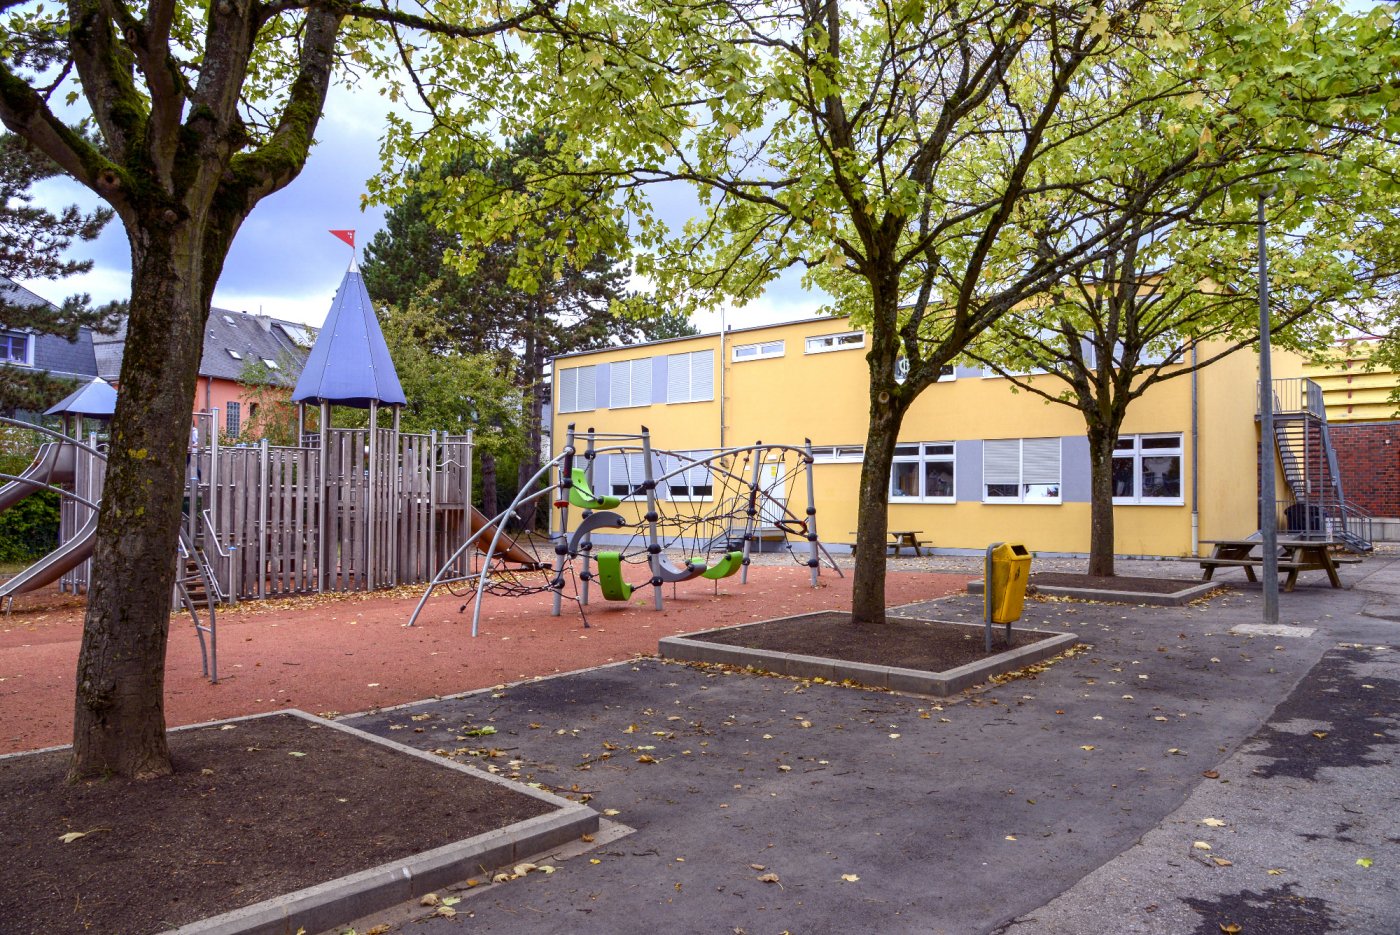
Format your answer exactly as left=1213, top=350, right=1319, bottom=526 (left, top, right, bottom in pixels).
left=965, top=577, right=1219, bottom=606
left=658, top=612, right=1078, bottom=697
left=162, top=710, right=598, bottom=935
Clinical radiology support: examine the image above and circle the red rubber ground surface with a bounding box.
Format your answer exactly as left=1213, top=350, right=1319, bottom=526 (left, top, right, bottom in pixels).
left=0, top=566, right=969, bottom=754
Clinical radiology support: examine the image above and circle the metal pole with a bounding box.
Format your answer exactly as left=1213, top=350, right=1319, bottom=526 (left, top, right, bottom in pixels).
left=579, top=428, right=597, bottom=607
left=552, top=424, right=576, bottom=617
left=803, top=439, right=820, bottom=587
left=367, top=400, right=378, bottom=590
left=391, top=405, right=401, bottom=587
left=428, top=429, right=437, bottom=586
left=641, top=427, right=664, bottom=611
left=258, top=437, right=269, bottom=599
left=741, top=442, right=764, bottom=585
left=1258, top=191, right=1279, bottom=625
left=318, top=401, right=330, bottom=592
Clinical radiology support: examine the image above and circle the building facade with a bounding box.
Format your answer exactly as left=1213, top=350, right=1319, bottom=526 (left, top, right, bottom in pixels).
left=0, top=277, right=100, bottom=417
left=549, top=316, right=1276, bottom=558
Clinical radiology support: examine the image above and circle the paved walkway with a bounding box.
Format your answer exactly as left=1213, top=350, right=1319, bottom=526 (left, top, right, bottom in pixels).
left=338, top=554, right=1400, bottom=934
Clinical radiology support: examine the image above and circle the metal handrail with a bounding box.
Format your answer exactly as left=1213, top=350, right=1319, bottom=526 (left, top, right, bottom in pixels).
left=1261, top=378, right=1326, bottom=418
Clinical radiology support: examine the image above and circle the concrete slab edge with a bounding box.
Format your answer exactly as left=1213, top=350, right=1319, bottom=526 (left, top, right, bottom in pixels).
left=965, top=578, right=1218, bottom=606
left=152, top=711, right=597, bottom=935
left=658, top=617, right=1077, bottom=698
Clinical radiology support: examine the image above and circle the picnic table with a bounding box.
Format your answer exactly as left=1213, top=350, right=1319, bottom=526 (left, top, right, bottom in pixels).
left=1198, top=538, right=1360, bottom=592
left=851, top=530, right=927, bottom=557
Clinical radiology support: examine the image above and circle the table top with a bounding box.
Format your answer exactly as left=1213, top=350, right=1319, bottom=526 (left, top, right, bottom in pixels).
left=888, top=530, right=924, bottom=536
left=1201, top=538, right=1343, bottom=550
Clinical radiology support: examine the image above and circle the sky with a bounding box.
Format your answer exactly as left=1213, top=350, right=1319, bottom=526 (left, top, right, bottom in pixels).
left=23, top=84, right=825, bottom=336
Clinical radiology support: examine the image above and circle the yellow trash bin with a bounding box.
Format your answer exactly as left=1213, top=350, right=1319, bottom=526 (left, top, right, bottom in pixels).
left=986, top=542, right=1032, bottom=625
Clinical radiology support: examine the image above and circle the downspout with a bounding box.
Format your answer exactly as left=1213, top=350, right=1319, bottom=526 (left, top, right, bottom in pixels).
left=1190, top=342, right=1199, bottom=556
left=718, top=311, right=727, bottom=450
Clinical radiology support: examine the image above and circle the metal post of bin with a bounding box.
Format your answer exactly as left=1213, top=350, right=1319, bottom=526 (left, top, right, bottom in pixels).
left=984, top=541, right=1001, bottom=654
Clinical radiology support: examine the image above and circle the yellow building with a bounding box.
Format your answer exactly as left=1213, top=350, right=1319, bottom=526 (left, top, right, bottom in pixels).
left=549, top=317, right=1390, bottom=558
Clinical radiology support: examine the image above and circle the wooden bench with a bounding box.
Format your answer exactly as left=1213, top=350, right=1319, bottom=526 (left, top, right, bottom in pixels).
left=849, top=530, right=928, bottom=557
left=1199, top=538, right=1354, bottom=591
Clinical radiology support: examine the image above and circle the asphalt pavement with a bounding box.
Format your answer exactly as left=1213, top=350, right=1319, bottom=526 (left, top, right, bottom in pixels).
left=339, top=554, right=1400, bottom=934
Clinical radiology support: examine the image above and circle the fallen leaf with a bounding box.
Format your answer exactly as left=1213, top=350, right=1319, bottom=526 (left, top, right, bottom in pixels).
left=1202, top=818, right=1226, bottom=827
left=288, top=751, right=307, bottom=757
left=581, top=834, right=595, bottom=843
left=1080, top=745, right=1096, bottom=751
left=1219, top=924, right=1241, bottom=934
left=1005, top=835, right=1017, bottom=841
left=1203, top=770, right=1220, bottom=779
left=1357, top=857, right=1373, bottom=868
left=758, top=873, right=781, bottom=883
left=840, top=873, right=860, bottom=882
left=603, top=809, right=621, bottom=816
left=637, top=754, right=657, bottom=764
left=435, top=906, right=457, bottom=918
left=1212, top=857, right=1233, bottom=867
left=58, top=831, right=89, bottom=844
left=778, top=764, right=792, bottom=772
left=1267, top=868, right=1284, bottom=875
left=1194, top=841, right=1212, bottom=851
left=750, top=863, right=767, bottom=871
left=1312, top=731, right=1328, bottom=740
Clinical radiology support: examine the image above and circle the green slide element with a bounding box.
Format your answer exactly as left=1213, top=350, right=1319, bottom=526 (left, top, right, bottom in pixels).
left=701, top=551, right=744, bottom=580
left=569, top=468, right=621, bottom=510
left=594, top=551, right=634, bottom=600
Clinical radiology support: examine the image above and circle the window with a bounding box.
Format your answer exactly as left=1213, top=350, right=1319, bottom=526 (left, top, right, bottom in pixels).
left=805, top=331, right=865, bottom=354
left=608, top=358, right=652, bottom=408
left=733, top=340, right=784, bottom=362
left=1112, top=434, right=1183, bottom=504
left=226, top=401, right=241, bottom=437
left=262, top=358, right=280, bottom=370
left=890, top=443, right=956, bottom=502
left=667, top=451, right=716, bottom=499
left=556, top=365, right=597, bottom=413
left=983, top=437, right=1061, bottom=503
left=895, top=358, right=955, bottom=384
left=0, top=331, right=31, bottom=365
left=227, top=349, right=243, bottom=360
left=666, top=350, right=714, bottom=403
left=809, top=445, right=865, bottom=463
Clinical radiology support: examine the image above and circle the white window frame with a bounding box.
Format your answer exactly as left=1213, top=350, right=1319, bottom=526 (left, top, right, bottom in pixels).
left=665, top=450, right=717, bottom=501
left=0, top=330, right=33, bottom=367
left=1112, top=433, right=1184, bottom=505
left=732, top=340, right=784, bottom=363
left=889, top=442, right=956, bottom=503
left=804, top=331, right=865, bottom=354
left=608, top=357, right=652, bottom=409
left=556, top=364, right=597, bottom=414
left=809, top=445, right=865, bottom=463
left=666, top=350, right=714, bottom=403
left=982, top=437, right=1062, bottom=504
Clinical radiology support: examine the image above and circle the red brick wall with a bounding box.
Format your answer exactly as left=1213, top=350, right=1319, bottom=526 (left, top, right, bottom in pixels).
left=1331, top=422, right=1400, bottom=517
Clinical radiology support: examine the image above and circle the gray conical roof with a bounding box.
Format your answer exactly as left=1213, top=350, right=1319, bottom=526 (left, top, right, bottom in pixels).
left=292, top=261, right=406, bottom=408
left=45, top=377, right=116, bottom=417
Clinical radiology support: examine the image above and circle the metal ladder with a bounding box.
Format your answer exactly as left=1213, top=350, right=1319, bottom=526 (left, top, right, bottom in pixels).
left=176, top=525, right=219, bottom=683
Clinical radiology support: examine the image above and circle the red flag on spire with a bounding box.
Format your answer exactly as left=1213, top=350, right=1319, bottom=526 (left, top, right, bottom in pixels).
left=329, top=229, right=355, bottom=247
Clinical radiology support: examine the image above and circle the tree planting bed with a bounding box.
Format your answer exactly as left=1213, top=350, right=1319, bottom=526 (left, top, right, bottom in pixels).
left=659, top=611, right=1078, bottom=696
left=967, top=572, right=1218, bottom=606
left=0, top=711, right=595, bottom=935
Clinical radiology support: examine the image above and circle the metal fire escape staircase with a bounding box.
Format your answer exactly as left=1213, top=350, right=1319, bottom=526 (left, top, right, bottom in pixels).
left=1264, top=378, right=1374, bottom=553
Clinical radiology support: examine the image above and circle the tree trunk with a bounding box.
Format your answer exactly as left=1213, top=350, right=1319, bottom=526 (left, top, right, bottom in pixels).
left=481, top=451, right=498, bottom=519
left=850, top=395, right=906, bottom=625
left=69, top=230, right=213, bottom=781
left=515, top=311, right=544, bottom=531
left=1087, top=429, right=1117, bottom=577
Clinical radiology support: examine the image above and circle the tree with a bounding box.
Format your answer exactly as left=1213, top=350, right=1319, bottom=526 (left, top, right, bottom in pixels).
left=0, top=134, right=117, bottom=413
left=967, top=179, right=1396, bottom=575
left=381, top=0, right=1400, bottom=623
left=0, top=0, right=557, bottom=779
left=362, top=134, right=694, bottom=524
left=236, top=353, right=304, bottom=446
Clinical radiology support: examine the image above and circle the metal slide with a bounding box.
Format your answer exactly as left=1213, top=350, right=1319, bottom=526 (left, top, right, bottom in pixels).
left=0, top=442, right=76, bottom=512
left=0, top=511, right=97, bottom=600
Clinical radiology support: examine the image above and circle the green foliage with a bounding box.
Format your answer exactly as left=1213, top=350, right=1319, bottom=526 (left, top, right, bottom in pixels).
left=235, top=353, right=306, bottom=446
left=0, top=443, right=58, bottom=562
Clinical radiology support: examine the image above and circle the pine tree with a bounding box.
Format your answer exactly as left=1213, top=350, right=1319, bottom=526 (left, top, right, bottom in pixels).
left=0, top=134, right=118, bottom=413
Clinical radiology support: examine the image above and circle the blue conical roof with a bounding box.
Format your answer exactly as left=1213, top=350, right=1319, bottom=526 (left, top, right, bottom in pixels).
left=292, top=261, right=406, bottom=408
left=45, top=377, right=117, bottom=417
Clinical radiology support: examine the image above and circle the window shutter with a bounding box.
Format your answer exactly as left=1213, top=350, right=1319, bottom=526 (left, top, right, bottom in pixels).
left=1022, top=437, right=1061, bottom=485
left=558, top=368, right=577, bottom=413
left=983, top=439, right=1021, bottom=485
left=609, top=362, right=630, bottom=408
left=690, top=351, right=713, bottom=400
left=576, top=365, right=596, bottom=411
left=632, top=358, right=652, bottom=405
left=667, top=353, right=690, bottom=402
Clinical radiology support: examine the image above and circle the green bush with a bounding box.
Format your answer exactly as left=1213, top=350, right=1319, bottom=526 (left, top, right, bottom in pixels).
left=0, top=447, right=61, bottom=563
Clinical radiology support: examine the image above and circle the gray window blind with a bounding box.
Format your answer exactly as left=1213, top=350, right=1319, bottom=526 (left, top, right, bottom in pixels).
left=983, top=439, right=1021, bottom=485
left=1021, top=438, right=1061, bottom=485
left=666, top=350, right=714, bottom=402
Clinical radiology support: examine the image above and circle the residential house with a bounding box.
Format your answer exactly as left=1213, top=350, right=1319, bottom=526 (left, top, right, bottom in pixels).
left=96, top=309, right=315, bottom=439
left=0, top=277, right=100, bottom=416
